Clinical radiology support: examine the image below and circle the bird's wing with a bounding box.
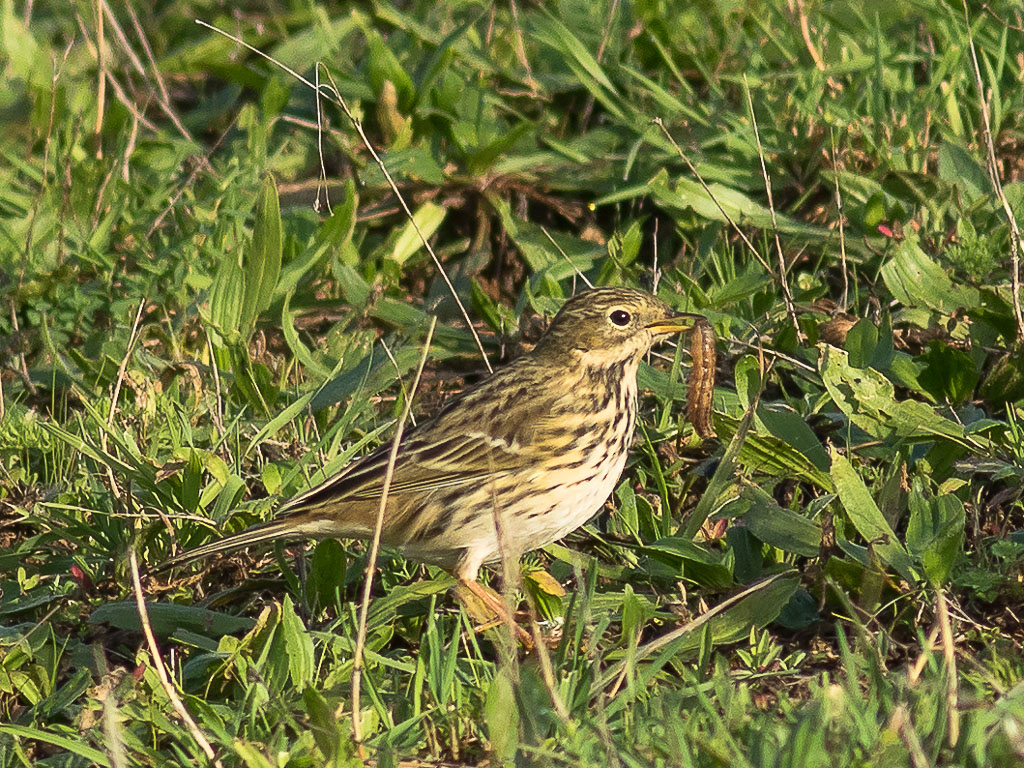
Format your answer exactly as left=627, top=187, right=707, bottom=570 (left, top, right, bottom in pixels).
left=278, top=423, right=533, bottom=515
left=279, top=362, right=564, bottom=527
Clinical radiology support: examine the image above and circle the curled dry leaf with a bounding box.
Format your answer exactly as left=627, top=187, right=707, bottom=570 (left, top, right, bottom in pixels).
left=687, top=318, right=717, bottom=438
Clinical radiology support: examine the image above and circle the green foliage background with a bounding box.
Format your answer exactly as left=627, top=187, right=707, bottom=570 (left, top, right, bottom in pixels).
left=2, top=0, right=1024, bottom=765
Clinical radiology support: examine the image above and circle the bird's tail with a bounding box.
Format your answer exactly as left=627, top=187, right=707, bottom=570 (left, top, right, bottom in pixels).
left=156, top=513, right=330, bottom=572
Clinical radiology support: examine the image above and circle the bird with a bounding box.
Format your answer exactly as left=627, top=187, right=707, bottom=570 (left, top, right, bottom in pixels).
left=161, top=287, right=710, bottom=626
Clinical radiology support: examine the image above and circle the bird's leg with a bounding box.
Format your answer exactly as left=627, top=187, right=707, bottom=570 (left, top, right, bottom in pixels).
left=454, top=576, right=534, bottom=648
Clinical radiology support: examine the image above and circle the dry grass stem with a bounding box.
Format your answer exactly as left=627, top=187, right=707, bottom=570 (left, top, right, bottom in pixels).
left=962, top=0, right=1024, bottom=341
left=936, top=589, right=960, bottom=746
left=744, top=76, right=802, bottom=341
left=100, top=299, right=146, bottom=500
left=93, top=0, right=105, bottom=158
left=830, top=129, right=850, bottom=312
left=351, top=316, right=437, bottom=750
left=652, top=118, right=774, bottom=275
left=129, top=550, right=222, bottom=767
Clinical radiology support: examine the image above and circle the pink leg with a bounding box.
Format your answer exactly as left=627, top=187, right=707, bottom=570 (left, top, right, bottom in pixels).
left=456, top=576, right=534, bottom=648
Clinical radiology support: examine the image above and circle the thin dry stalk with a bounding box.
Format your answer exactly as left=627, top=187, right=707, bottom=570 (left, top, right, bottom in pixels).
left=378, top=337, right=416, bottom=427
left=194, top=21, right=493, bottom=373
left=98, top=674, right=128, bottom=768
left=98, top=0, right=203, bottom=153
left=122, top=2, right=171, bottom=107
left=351, top=317, right=437, bottom=750
left=93, top=0, right=105, bottom=159
left=936, top=589, right=961, bottom=746
left=907, top=622, right=941, bottom=686
left=731, top=338, right=816, bottom=372
left=121, top=112, right=139, bottom=182
left=963, top=0, right=1024, bottom=341
left=314, top=65, right=332, bottom=216
left=652, top=217, right=660, bottom=294
left=487, top=457, right=523, bottom=660
left=830, top=129, right=850, bottom=311
left=508, top=0, right=538, bottom=91
left=743, top=77, right=802, bottom=341
left=129, top=550, right=222, bottom=767
left=526, top=597, right=571, bottom=724
left=595, top=571, right=792, bottom=693
left=204, top=332, right=225, bottom=438
left=652, top=118, right=774, bottom=274
left=541, top=225, right=594, bottom=289
left=73, top=11, right=159, bottom=134
left=889, top=706, right=931, bottom=768
left=101, top=299, right=147, bottom=500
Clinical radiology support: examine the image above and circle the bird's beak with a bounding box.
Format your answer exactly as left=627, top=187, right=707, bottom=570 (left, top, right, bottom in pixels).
left=645, top=311, right=704, bottom=336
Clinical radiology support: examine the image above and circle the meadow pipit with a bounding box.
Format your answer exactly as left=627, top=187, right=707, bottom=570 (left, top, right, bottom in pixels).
left=163, top=288, right=714, bottom=615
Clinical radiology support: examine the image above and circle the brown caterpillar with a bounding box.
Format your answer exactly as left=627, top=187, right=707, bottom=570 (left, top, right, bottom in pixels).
left=687, top=318, right=717, bottom=438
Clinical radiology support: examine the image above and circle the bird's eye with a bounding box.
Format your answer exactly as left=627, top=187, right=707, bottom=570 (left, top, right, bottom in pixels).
left=609, top=309, right=632, bottom=327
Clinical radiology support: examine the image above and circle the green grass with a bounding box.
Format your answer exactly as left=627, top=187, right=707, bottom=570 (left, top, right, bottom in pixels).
left=3, top=0, right=1024, bottom=765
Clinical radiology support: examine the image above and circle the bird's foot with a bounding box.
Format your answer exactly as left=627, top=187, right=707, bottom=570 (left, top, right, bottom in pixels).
left=453, top=579, right=535, bottom=648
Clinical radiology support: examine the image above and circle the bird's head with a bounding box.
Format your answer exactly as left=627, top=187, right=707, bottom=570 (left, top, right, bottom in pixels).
left=532, top=287, right=703, bottom=367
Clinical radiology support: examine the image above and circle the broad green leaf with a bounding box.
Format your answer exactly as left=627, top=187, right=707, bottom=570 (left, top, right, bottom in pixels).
left=181, top=448, right=202, bottom=511
left=651, top=175, right=826, bottom=237
left=906, top=479, right=965, bottom=585
left=367, top=577, right=452, bottom=630
left=487, top=193, right=602, bottom=275
left=980, top=345, right=1024, bottom=404
left=486, top=670, right=519, bottom=763
left=643, top=537, right=733, bottom=588
left=756, top=406, right=830, bottom=472
left=715, top=414, right=835, bottom=491
left=279, top=595, right=314, bottom=688
left=880, top=234, right=979, bottom=314
left=363, top=28, right=416, bottom=109
left=530, top=13, right=625, bottom=121
left=302, top=686, right=344, bottom=762
left=89, top=602, right=255, bottom=637
left=362, top=146, right=446, bottom=186
left=738, top=487, right=823, bottom=558
left=310, top=540, right=347, bottom=615
left=208, top=255, right=245, bottom=344
left=937, top=142, right=990, bottom=202
left=233, top=740, right=277, bottom=768
left=846, top=319, right=878, bottom=368
left=0, top=3, right=44, bottom=86
left=918, top=342, right=979, bottom=406
left=210, top=475, right=247, bottom=523
left=281, top=292, right=332, bottom=379
left=0, top=725, right=110, bottom=767
left=829, top=449, right=917, bottom=583
left=275, top=180, right=358, bottom=299
left=471, top=122, right=534, bottom=174
left=240, top=176, right=283, bottom=338
left=389, top=201, right=446, bottom=265
left=242, top=377, right=318, bottom=459
left=819, top=345, right=974, bottom=446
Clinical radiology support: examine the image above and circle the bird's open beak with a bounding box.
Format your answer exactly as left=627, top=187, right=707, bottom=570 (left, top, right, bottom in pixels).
left=645, top=312, right=704, bottom=336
